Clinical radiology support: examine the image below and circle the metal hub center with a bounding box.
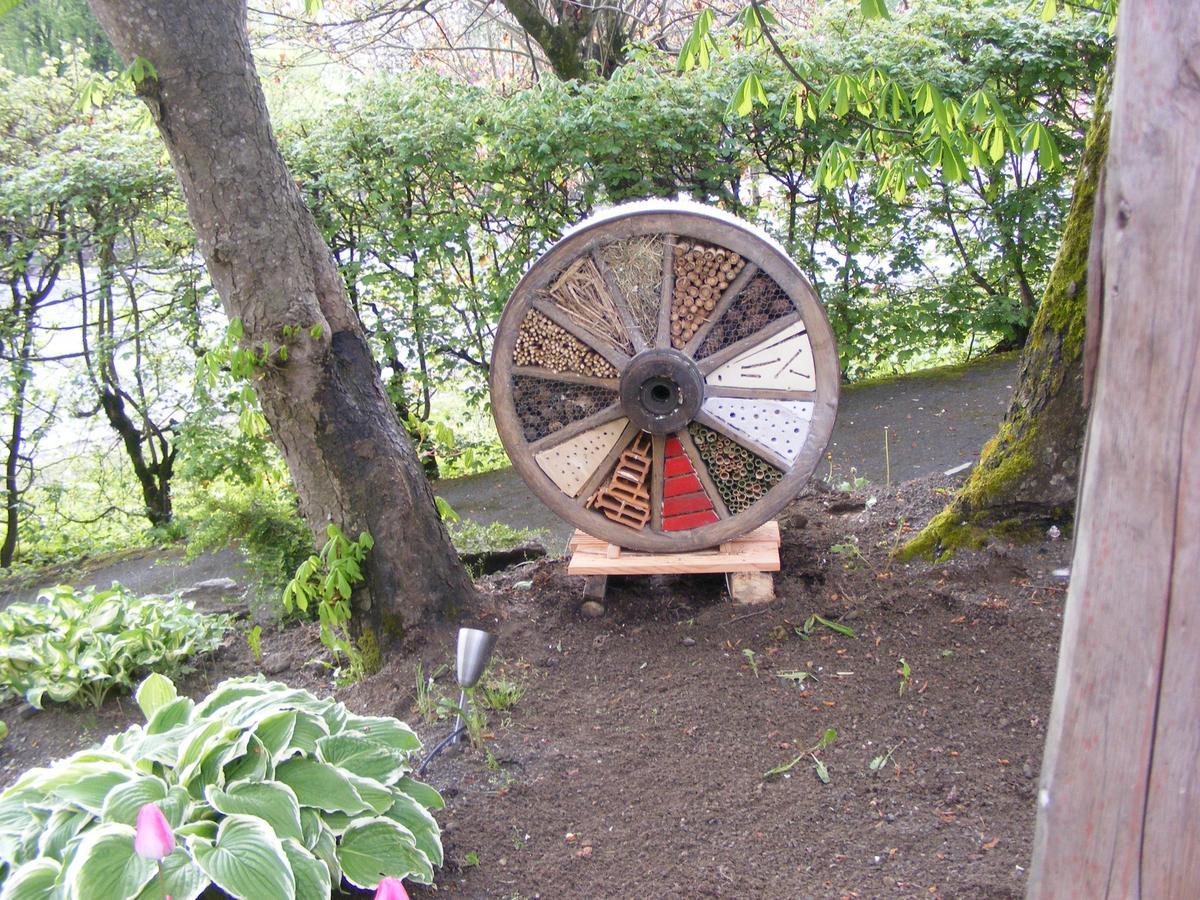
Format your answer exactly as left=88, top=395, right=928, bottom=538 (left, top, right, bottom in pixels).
left=618, top=348, right=704, bottom=434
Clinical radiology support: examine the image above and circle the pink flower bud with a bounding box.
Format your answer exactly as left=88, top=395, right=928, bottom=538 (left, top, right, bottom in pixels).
left=375, top=876, right=410, bottom=900
left=133, top=803, right=175, bottom=861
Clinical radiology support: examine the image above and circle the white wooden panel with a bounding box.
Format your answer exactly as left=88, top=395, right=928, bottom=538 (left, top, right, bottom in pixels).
left=701, top=397, right=814, bottom=466
left=705, top=321, right=815, bottom=391
left=535, top=418, right=628, bottom=496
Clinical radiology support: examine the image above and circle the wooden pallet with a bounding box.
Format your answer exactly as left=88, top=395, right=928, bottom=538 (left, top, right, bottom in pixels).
left=567, top=521, right=780, bottom=604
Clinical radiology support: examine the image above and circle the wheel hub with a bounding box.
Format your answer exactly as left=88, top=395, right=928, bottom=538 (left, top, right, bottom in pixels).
left=619, top=348, right=704, bottom=434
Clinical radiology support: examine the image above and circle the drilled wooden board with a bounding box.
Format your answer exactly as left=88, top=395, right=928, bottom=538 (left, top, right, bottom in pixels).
left=705, top=320, right=816, bottom=392
left=534, top=418, right=629, bottom=496
left=699, top=396, right=815, bottom=467
left=567, top=520, right=780, bottom=575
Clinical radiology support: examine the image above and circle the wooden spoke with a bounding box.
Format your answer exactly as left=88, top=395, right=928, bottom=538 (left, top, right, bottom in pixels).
left=656, top=234, right=675, bottom=350
left=532, top=298, right=631, bottom=371
left=704, top=386, right=817, bottom=401
left=512, top=366, right=618, bottom=389
left=692, top=409, right=793, bottom=473
left=527, top=401, right=626, bottom=454
left=682, top=262, right=759, bottom=357
left=697, top=312, right=802, bottom=375
left=573, top=419, right=643, bottom=507
left=591, top=250, right=647, bottom=353
left=676, top=429, right=731, bottom=520
left=650, top=433, right=666, bottom=531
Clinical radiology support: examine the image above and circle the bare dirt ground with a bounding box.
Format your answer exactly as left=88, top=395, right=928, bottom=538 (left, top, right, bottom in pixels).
left=0, top=472, right=1070, bottom=898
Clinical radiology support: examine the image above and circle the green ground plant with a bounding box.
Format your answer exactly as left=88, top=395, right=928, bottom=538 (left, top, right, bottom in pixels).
left=0, top=585, right=230, bottom=709
left=282, top=525, right=374, bottom=680
left=0, top=674, right=444, bottom=896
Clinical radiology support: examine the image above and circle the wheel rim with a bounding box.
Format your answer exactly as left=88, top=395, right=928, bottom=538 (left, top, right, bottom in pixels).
left=489, top=200, right=840, bottom=552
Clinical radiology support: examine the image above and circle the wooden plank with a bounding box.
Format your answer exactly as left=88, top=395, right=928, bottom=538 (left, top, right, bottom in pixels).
left=655, top=235, right=676, bottom=349
left=566, top=521, right=779, bottom=576
left=527, top=402, right=625, bottom=454
left=728, top=572, right=775, bottom=605
left=531, top=298, right=630, bottom=371
left=591, top=248, right=647, bottom=353
left=682, top=262, right=759, bottom=355
left=512, top=366, right=618, bottom=389
left=650, top=433, right=665, bottom=532
left=1027, top=7, right=1200, bottom=896
left=696, top=311, right=803, bottom=375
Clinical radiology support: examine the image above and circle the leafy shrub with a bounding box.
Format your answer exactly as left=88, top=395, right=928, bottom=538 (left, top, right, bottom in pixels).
left=182, top=476, right=314, bottom=601
left=282, top=526, right=373, bottom=674
left=0, top=585, right=230, bottom=709
left=0, top=674, right=444, bottom=897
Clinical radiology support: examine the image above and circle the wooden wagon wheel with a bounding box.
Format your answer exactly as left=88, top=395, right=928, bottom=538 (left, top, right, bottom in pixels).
left=490, top=200, right=840, bottom=553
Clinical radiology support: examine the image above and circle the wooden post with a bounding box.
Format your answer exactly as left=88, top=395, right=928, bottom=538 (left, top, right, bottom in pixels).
left=1027, top=4, right=1200, bottom=895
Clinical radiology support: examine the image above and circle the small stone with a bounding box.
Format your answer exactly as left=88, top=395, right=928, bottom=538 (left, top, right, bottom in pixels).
left=513, top=580, right=534, bottom=591
left=179, top=577, right=238, bottom=596
left=575, top=846, right=593, bottom=858
left=261, top=654, right=290, bottom=676
left=1023, top=763, right=1035, bottom=779
left=681, top=637, right=697, bottom=647
left=580, top=600, right=604, bottom=618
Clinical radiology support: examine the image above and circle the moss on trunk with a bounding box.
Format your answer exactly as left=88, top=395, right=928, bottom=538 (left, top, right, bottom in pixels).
left=900, top=80, right=1110, bottom=562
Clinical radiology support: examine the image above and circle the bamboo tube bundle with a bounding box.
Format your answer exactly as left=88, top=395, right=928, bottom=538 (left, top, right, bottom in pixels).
left=688, top=423, right=781, bottom=514
left=669, top=241, right=745, bottom=349
left=543, top=257, right=634, bottom=354
left=514, top=310, right=618, bottom=378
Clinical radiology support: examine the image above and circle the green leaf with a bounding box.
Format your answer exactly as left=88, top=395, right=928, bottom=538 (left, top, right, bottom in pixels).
left=37, top=807, right=92, bottom=861
left=190, top=814, right=295, bottom=900
left=51, top=769, right=135, bottom=816
left=282, top=838, right=332, bottom=900
left=135, top=673, right=177, bottom=721
left=811, top=614, right=856, bottom=638
left=317, top=735, right=406, bottom=783
left=861, top=0, right=891, bottom=18
left=337, top=817, right=433, bottom=888
left=63, top=824, right=156, bottom=900
left=99, top=776, right=169, bottom=827
left=132, top=849, right=209, bottom=900
left=383, top=793, right=444, bottom=867
left=814, top=758, right=831, bottom=783
left=3, top=858, right=62, bottom=900
left=396, top=776, right=444, bottom=811
left=275, top=757, right=370, bottom=814
left=763, top=753, right=806, bottom=779
left=206, top=780, right=304, bottom=842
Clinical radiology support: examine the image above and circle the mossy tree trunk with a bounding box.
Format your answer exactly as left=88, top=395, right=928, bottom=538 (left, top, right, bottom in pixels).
left=900, top=75, right=1111, bottom=561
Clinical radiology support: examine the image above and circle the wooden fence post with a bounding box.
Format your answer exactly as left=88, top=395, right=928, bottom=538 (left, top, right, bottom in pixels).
left=1027, top=2, right=1200, bottom=896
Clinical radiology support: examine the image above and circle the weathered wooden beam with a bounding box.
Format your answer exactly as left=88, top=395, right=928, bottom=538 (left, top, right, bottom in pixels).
left=1027, top=4, right=1200, bottom=895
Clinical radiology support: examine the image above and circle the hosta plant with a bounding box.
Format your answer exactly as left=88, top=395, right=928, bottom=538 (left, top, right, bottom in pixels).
left=0, top=674, right=443, bottom=898
left=0, top=585, right=231, bottom=709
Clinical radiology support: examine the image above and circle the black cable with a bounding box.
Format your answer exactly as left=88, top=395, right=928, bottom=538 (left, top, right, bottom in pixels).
left=416, top=725, right=467, bottom=776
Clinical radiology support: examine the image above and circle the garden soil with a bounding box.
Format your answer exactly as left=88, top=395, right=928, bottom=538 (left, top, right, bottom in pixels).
left=1, top=472, right=1071, bottom=899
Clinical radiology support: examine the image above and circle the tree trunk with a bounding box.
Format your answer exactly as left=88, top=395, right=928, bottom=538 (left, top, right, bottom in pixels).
left=87, top=0, right=476, bottom=635
left=1028, top=3, right=1200, bottom=893
left=899, top=73, right=1110, bottom=560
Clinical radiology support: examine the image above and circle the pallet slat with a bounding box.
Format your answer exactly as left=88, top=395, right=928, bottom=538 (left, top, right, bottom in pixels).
left=567, top=520, right=779, bottom=575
